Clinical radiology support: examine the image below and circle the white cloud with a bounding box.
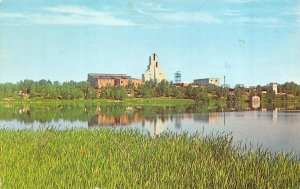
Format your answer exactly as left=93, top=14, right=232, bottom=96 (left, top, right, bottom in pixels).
left=45, top=5, right=102, bottom=16
left=0, top=5, right=135, bottom=26
left=226, top=0, right=259, bottom=3
left=141, top=2, right=169, bottom=11
left=226, top=0, right=280, bottom=4
left=224, top=10, right=244, bottom=16
left=0, top=12, right=25, bottom=18
left=40, top=5, right=135, bottom=26
left=233, top=16, right=281, bottom=24
left=283, top=4, right=300, bottom=26
left=158, top=12, right=222, bottom=24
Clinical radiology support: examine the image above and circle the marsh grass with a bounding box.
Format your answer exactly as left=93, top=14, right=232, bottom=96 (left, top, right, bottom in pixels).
left=0, top=129, right=299, bottom=188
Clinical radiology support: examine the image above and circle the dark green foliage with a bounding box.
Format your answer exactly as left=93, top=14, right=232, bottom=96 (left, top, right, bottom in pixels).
left=278, top=82, right=298, bottom=96
left=0, top=80, right=96, bottom=100
left=193, top=87, right=209, bottom=102
left=100, top=86, right=126, bottom=100
left=1, top=80, right=300, bottom=103
left=172, top=87, right=185, bottom=98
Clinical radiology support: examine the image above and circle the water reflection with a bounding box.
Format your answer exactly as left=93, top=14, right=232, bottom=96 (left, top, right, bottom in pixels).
left=194, top=113, right=220, bottom=124
left=1, top=103, right=300, bottom=156
left=85, top=107, right=300, bottom=156
left=251, top=101, right=260, bottom=109
left=142, top=119, right=168, bottom=138
left=273, top=108, right=278, bottom=123
left=88, top=111, right=144, bottom=127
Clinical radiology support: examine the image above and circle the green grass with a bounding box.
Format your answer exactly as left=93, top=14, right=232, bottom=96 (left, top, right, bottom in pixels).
left=124, top=97, right=196, bottom=106
left=0, top=129, right=299, bottom=188
left=0, top=97, right=196, bottom=106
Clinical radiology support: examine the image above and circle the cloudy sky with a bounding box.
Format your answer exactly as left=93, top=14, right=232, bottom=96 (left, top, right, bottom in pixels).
left=0, top=0, right=300, bottom=86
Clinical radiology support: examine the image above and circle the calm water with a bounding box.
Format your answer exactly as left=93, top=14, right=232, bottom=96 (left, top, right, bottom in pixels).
left=1, top=104, right=300, bottom=156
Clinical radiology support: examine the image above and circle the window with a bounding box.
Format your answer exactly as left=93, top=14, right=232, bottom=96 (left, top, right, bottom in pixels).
left=156, top=62, right=158, bottom=67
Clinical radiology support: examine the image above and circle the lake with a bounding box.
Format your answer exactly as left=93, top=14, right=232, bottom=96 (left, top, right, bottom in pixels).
left=1, top=103, right=300, bottom=156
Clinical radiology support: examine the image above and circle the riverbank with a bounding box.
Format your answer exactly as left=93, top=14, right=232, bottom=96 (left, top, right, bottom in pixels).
left=0, top=97, right=196, bottom=106
left=0, top=129, right=299, bottom=188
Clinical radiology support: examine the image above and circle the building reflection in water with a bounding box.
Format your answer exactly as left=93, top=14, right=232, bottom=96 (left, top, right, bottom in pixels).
left=273, top=108, right=278, bottom=123
left=251, top=101, right=261, bottom=109
left=88, top=109, right=169, bottom=138
left=193, top=113, right=220, bottom=124
left=89, top=110, right=223, bottom=128
left=88, top=108, right=234, bottom=137
left=88, top=110, right=144, bottom=127
left=142, top=119, right=168, bottom=138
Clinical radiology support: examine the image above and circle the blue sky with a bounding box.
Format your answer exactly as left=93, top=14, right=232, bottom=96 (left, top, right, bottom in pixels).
left=0, top=0, right=300, bottom=86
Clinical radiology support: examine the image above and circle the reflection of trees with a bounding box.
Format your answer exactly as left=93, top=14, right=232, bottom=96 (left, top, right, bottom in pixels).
left=2, top=103, right=298, bottom=125
left=174, top=115, right=182, bottom=129
left=0, top=104, right=97, bottom=123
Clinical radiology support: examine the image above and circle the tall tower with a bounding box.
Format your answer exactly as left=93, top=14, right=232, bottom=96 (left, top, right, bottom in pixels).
left=174, top=71, right=181, bottom=84
left=142, top=53, right=168, bottom=82
left=270, top=83, right=278, bottom=94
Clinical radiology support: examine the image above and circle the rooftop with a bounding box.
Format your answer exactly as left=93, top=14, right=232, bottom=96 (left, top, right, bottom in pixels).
left=88, top=73, right=131, bottom=79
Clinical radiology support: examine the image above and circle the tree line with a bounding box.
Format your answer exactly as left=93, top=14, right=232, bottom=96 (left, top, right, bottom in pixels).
left=0, top=79, right=299, bottom=102
left=0, top=79, right=97, bottom=100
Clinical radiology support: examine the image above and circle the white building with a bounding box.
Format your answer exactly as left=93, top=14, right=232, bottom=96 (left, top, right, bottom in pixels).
left=142, top=53, right=168, bottom=82
left=270, top=83, right=278, bottom=94
left=194, top=78, right=220, bottom=86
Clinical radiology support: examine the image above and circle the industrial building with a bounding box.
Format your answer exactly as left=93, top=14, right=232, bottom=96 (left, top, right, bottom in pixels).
left=88, top=73, right=143, bottom=89
left=142, top=53, right=168, bottom=82
left=194, top=78, right=220, bottom=86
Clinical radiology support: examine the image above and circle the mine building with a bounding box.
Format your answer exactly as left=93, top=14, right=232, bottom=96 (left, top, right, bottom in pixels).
left=142, top=53, right=168, bottom=82
left=88, top=73, right=143, bottom=89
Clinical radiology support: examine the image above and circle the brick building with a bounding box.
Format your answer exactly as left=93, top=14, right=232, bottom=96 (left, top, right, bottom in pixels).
left=88, top=73, right=143, bottom=89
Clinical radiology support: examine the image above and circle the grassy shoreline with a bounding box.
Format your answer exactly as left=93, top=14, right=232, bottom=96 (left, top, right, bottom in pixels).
left=0, top=97, right=196, bottom=106
left=0, top=129, right=299, bottom=188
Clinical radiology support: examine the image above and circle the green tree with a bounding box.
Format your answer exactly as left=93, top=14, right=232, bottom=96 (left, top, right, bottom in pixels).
left=193, top=87, right=209, bottom=102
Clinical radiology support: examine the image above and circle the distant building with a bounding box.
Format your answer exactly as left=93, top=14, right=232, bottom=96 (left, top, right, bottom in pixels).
left=194, top=78, right=220, bottom=86
left=173, top=83, right=199, bottom=88
left=174, top=83, right=190, bottom=87
left=235, top=84, right=245, bottom=88
left=142, top=53, right=168, bottom=82
left=249, top=85, right=258, bottom=89
left=270, top=83, right=278, bottom=94
left=251, top=95, right=260, bottom=102
left=251, top=95, right=261, bottom=109
left=88, top=73, right=143, bottom=89
left=221, top=84, right=230, bottom=88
